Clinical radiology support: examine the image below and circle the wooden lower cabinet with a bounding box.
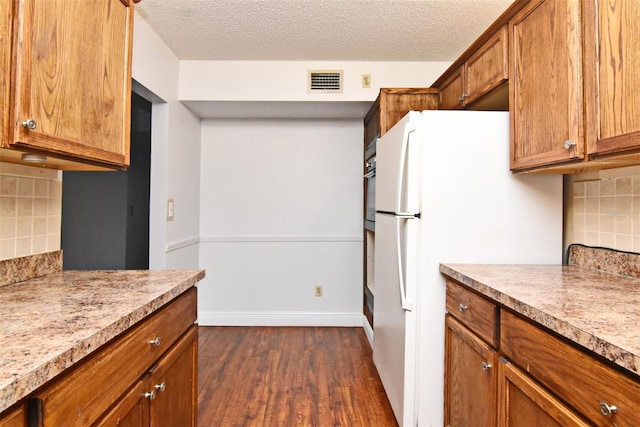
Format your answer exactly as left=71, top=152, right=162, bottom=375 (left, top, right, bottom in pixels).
left=0, top=405, right=25, bottom=427
left=27, top=289, right=197, bottom=427
left=149, top=326, right=198, bottom=427
left=98, top=326, right=198, bottom=427
left=97, top=380, right=150, bottom=427
left=445, top=279, right=640, bottom=427
left=444, top=315, right=497, bottom=427
left=497, top=359, right=589, bottom=427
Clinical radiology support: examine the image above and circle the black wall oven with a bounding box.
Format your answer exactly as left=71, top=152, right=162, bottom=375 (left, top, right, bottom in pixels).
left=364, top=139, right=376, bottom=231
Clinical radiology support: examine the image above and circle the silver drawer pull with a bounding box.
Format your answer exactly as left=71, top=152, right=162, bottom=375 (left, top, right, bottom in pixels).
left=144, top=390, right=156, bottom=400
left=599, top=401, right=618, bottom=418
left=564, top=140, right=576, bottom=149
left=459, top=304, right=468, bottom=312
left=149, top=337, right=162, bottom=347
left=155, top=382, right=166, bottom=392
left=481, top=361, right=493, bottom=371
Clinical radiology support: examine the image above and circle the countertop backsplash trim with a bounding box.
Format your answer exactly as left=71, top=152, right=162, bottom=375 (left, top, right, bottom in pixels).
left=0, top=250, right=62, bottom=287
left=567, top=243, right=640, bottom=278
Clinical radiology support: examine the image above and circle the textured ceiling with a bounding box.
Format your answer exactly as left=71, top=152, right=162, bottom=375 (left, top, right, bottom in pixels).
left=136, top=0, right=514, bottom=62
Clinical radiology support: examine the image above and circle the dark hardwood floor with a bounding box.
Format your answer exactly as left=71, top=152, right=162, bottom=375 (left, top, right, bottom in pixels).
left=197, top=326, right=398, bottom=427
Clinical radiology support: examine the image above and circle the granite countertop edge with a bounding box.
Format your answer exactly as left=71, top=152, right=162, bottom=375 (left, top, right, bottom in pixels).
left=0, top=269, right=205, bottom=413
left=439, top=263, right=640, bottom=377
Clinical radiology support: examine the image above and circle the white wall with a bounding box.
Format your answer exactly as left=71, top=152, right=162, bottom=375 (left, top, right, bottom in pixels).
left=197, top=119, right=363, bottom=326
left=132, top=12, right=202, bottom=269
left=134, top=12, right=452, bottom=323
left=180, top=60, right=451, bottom=102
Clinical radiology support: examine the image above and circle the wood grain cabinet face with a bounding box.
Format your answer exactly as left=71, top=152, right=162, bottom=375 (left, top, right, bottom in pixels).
left=97, top=326, right=198, bottom=427
left=29, top=289, right=197, bottom=427
left=500, top=309, right=640, bottom=427
left=437, top=26, right=508, bottom=110
left=96, top=379, right=151, bottom=427
left=0, top=404, right=25, bottom=427
left=438, top=67, right=465, bottom=110
left=444, top=279, right=640, bottom=427
left=464, top=25, right=508, bottom=106
left=445, top=280, right=498, bottom=347
left=497, top=360, right=589, bottom=427
left=3, top=0, right=133, bottom=169
left=149, top=326, right=198, bottom=427
left=584, top=0, right=640, bottom=157
left=509, top=0, right=584, bottom=171
left=444, top=315, right=497, bottom=427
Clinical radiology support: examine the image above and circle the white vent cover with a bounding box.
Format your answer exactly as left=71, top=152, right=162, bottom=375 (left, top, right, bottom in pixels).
left=308, top=70, right=343, bottom=93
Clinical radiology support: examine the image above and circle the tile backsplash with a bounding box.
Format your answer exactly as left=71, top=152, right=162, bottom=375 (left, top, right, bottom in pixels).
left=0, top=162, right=62, bottom=260
left=570, top=168, right=640, bottom=253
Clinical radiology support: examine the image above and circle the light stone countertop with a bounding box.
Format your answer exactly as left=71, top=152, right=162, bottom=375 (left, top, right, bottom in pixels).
left=0, top=269, right=205, bottom=413
left=440, top=263, right=640, bottom=377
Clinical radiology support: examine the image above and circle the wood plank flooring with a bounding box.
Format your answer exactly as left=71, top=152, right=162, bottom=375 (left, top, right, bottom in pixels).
left=197, top=326, right=398, bottom=427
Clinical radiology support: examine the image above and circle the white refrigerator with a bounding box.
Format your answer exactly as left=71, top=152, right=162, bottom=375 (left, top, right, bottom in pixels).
left=372, top=110, right=562, bottom=426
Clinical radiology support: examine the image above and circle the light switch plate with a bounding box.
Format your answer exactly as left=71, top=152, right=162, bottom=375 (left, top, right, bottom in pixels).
left=167, top=199, right=174, bottom=221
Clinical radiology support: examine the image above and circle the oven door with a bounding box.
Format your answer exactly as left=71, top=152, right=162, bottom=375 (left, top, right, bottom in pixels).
left=364, top=157, right=376, bottom=230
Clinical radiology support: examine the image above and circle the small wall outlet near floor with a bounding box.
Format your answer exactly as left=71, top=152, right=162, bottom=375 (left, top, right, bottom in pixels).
left=314, top=285, right=323, bottom=297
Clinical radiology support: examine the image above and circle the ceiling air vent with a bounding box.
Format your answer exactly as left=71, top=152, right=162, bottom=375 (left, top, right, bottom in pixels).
left=308, top=70, right=343, bottom=93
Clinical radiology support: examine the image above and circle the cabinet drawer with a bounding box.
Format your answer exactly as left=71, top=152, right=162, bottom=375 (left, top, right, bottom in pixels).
left=31, top=288, right=197, bottom=426
left=501, top=310, right=640, bottom=426
left=445, top=280, right=498, bottom=347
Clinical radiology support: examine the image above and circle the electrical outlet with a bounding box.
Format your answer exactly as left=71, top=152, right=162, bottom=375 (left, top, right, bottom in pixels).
left=362, top=74, right=371, bottom=88
left=315, top=285, right=323, bottom=297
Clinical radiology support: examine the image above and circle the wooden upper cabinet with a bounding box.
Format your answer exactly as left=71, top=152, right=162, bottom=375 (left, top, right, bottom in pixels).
left=584, top=0, right=640, bottom=157
left=509, top=0, right=584, bottom=171
left=437, top=26, right=508, bottom=110
left=465, top=26, right=508, bottom=106
left=0, top=0, right=12, bottom=150
left=438, top=67, right=465, bottom=110
left=2, top=0, right=134, bottom=169
left=364, top=88, right=439, bottom=148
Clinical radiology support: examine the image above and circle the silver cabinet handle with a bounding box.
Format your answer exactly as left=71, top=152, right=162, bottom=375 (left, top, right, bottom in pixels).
left=481, top=361, right=493, bottom=371
left=564, top=140, right=576, bottom=149
left=144, top=390, right=156, bottom=400
left=599, top=401, right=618, bottom=418
left=155, top=382, right=166, bottom=392
left=459, top=304, right=468, bottom=312
left=22, top=119, right=37, bottom=130
left=149, top=337, right=162, bottom=346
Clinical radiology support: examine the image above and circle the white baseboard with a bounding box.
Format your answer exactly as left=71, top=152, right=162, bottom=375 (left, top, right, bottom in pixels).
left=198, top=311, right=364, bottom=327
left=362, top=315, right=374, bottom=347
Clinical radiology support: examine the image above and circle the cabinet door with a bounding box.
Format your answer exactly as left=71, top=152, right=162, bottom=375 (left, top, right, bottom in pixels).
left=584, top=0, right=640, bottom=156
left=509, top=0, right=584, bottom=171
left=95, top=380, right=151, bottom=427
left=0, top=0, right=12, bottom=145
left=8, top=0, right=133, bottom=168
left=497, top=360, right=589, bottom=427
left=438, top=67, right=465, bottom=110
left=0, top=404, right=26, bottom=427
left=149, top=326, right=198, bottom=427
left=444, top=315, right=497, bottom=427
left=364, top=98, right=380, bottom=149
left=465, top=25, right=508, bottom=106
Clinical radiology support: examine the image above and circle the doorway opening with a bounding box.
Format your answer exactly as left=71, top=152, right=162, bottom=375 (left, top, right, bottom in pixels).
left=61, top=92, right=152, bottom=269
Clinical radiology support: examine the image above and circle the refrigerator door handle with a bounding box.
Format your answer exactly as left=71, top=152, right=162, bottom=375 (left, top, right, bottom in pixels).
left=395, top=216, right=414, bottom=312
left=395, top=123, right=417, bottom=214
